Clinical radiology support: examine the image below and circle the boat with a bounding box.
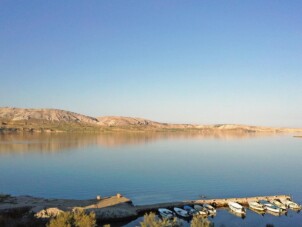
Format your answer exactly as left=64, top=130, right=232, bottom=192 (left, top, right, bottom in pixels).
left=259, top=200, right=281, bottom=213
left=280, top=198, right=302, bottom=210
left=158, top=208, right=174, bottom=219
left=228, top=202, right=246, bottom=214
left=249, top=207, right=265, bottom=216
left=266, top=209, right=287, bottom=217
left=193, top=204, right=208, bottom=215
left=270, top=199, right=287, bottom=210
left=248, top=201, right=266, bottom=211
left=183, top=205, right=198, bottom=215
left=228, top=208, right=246, bottom=219
left=203, top=204, right=216, bottom=215
left=173, top=207, right=190, bottom=218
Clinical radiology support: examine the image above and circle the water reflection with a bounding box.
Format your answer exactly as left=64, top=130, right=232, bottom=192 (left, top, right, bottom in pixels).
left=0, top=131, right=276, bottom=154
left=0, top=132, right=301, bottom=226
left=227, top=209, right=246, bottom=219
left=249, top=208, right=266, bottom=216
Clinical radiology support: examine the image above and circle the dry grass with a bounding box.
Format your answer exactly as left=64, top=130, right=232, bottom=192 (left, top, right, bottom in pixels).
left=140, top=212, right=182, bottom=227
left=47, top=209, right=96, bottom=227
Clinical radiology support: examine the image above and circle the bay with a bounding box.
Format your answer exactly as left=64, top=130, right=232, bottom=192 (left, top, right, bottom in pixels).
left=0, top=132, right=301, bottom=226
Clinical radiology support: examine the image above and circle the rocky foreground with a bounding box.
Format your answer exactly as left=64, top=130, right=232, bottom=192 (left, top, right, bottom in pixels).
left=1, top=107, right=302, bottom=133
left=0, top=194, right=136, bottom=222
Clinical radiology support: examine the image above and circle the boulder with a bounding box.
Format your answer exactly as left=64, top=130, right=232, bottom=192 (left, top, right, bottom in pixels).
left=35, top=207, right=63, bottom=219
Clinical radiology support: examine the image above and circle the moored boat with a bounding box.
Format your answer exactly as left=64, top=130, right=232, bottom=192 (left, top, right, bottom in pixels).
left=280, top=198, right=302, bottom=210
left=266, top=209, right=287, bottom=217
left=203, top=204, right=216, bottom=215
left=228, top=208, right=246, bottom=219
left=173, top=207, right=190, bottom=218
left=193, top=204, right=209, bottom=215
left=270, top=199, right=287, bottom=210
left=248, top=201, right=266, bottom=211
left=184, top=205, right=199, bottom=215
left=249, top=207, right=265, bottom=216
left=228, top=202, right=246, bottom=214
left=259, top=200, right=281, bottom=213
left=158, top=208, right=174, bottom=219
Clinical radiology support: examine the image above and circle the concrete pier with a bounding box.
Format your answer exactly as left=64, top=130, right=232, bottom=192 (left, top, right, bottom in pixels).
left=135, top=194, right=291, bottom=214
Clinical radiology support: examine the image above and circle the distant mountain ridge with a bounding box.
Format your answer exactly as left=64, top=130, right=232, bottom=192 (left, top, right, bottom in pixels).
left=1, top=107, right=302, bottom=133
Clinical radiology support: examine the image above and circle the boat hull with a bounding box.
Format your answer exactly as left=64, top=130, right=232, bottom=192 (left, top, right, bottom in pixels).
left=280, top=199, right=302, bottom=210
left=248, top=202, right=266, bottom=211
left=204, top=204, right=216, bottom=214
left=158, top=208, right=174, bottom=219
left=193, top=205, right=209, bottom=215
left=173, top=208, right=190, bottom=218
left=228, top=202, right=246, bottom=214
left=271, top=200, right=287, bottom=210
left=266, top=206, right=281, bottom=213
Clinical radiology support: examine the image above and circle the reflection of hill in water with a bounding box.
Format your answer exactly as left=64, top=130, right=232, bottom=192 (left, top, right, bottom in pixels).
left=0, top=131, right=274, bottom=154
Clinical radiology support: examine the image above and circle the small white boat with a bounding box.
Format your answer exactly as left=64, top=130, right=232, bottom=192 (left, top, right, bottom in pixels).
left=203, top=204, right=216, bottom=215
left=270, top=199, right=287, bottom=210
left=249, top=207, right=265, bottom=216
left=193, top=205, right=208, bottom=215
left=259, top=200, right=281, bottom=213
left=229, top=208, right=246, bottom=218
left=228, top=202, right=246, bottom=214
left=183, top=205, right=198, bottom=215
left=280, top=198, right=302, bottom=210
left=158, top=208, right=174, bottom=219
left=266, top=209, right=282, bottom=217
left=173, top=207, right=190, bottom=218
left=248, top=201, right=266, bottom=211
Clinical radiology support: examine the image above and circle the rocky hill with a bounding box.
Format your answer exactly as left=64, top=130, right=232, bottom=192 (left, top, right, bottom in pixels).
left=0, top=107, right=100, bottom=132
left=1, top=107, right=302, bottom=133
left=97, top=116, right=164, bottom=127
left=0, top=107, right=99, bottom=124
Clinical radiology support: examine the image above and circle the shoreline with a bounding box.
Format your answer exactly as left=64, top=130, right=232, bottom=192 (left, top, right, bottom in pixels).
left=0, top=193, right=292, bottom=223
left=2, top=126, right=302, bottom=134
left=2, top=108, right=302, bottom=134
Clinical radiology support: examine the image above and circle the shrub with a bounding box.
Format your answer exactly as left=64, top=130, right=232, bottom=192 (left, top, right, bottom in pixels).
left=190, top=215, right=213, bottom=227
left=140, top=212, right=182, bottom=227
left=47, top=209, right=96, bottom=227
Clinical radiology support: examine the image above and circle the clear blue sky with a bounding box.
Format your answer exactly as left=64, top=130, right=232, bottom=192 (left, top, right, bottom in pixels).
left=0, top=1, right=301, bottom=127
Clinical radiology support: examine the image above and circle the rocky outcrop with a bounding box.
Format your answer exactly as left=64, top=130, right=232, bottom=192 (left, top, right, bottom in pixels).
left=0, top=194, right=135, bottom=221
left=35, top=207, right=63, bottom=219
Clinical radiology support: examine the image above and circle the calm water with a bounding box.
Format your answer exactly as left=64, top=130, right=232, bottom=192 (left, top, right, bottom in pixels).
left=0, top=132, right=301, bottom=226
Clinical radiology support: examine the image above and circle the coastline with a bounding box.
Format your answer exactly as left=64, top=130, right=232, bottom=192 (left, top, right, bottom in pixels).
left=0, top=193, right=292, bottom=224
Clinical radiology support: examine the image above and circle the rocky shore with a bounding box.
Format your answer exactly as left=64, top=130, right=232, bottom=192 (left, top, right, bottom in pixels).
left=0, top=194, right=136, bottom=222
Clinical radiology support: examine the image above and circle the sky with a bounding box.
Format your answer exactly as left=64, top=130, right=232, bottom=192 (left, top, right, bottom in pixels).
left=0, top=1, right=301, bottom=127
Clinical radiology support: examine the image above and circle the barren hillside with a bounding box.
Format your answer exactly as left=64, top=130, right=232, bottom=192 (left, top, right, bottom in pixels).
left=0, top=107, right=100, bottom=132
left=97, top=116, right=165, bottom=127
left=1, top=107, right=302, bottom=133
left=0, top=107, right=99, bottom=124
